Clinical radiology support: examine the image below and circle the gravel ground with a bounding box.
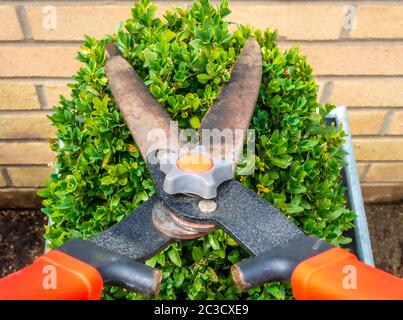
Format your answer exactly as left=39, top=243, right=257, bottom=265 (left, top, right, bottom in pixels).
left=0, top=204, right=402, bottom=278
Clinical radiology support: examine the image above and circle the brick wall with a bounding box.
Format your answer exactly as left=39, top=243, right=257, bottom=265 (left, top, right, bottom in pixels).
left=0, top=0, right=402, bottom=207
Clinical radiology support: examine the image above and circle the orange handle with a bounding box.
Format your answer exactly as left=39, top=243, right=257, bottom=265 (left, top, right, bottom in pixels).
left=0, top=250, right=103, bottom=300
left=291, top=247, right=403, bottom=300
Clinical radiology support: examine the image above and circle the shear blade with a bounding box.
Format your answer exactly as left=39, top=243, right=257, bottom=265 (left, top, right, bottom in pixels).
left=200, top=38, right=262, bottom=167
left=89, top=196, right=173, bottom=261
left=106, top=38, right=262, bottom=168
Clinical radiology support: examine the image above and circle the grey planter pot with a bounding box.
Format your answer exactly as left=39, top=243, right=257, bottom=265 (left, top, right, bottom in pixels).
left=327, top=106, right=374, bottom=266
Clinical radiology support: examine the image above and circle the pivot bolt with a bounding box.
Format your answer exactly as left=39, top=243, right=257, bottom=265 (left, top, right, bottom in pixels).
left=198, top=199, right=217, bottom=214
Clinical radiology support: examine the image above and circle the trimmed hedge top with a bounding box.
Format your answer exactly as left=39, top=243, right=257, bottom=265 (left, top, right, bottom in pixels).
left=40, top=0, right=355, bottom=300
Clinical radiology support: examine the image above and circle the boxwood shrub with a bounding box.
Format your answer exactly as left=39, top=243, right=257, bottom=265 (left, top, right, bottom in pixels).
left=40, top=0, right=355, bottom=300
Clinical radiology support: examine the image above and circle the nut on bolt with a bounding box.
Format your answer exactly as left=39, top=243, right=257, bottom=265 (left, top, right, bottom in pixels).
left=198, top=199, right=217, bottom=214
left=159, top=145, right=233, bottom=199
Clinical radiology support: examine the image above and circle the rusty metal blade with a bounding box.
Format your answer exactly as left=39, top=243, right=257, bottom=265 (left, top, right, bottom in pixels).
left=105, top=43, right=177, bottom=160
left=199, top=38, right=262, bottom=167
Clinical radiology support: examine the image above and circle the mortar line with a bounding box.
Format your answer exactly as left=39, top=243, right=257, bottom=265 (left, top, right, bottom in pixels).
left=0, top=77, right=72, bottom=83
left=1, top=168, right=13, bottom=187
left=319, top=81, right=334, bottom=104
left=0, top=41, right=81, bottom=47
left=2, top=75, right=403, bottom=81
left=338, top=3, right=356, bottom=40
left=361, top=163, right=371, bottom=182
left=350, top=135, right=403, bottom=139
left=0, top=164, right=51, bottom=168
left=2, top=1, right=402, bottom=5
left=0, top=110, right=51, bottom=115
left=378, top=110, right=395, bottom=135
left=357, top=160, right=403, bottom=164
left=361, top=182, right=403, bottom=186
left=35, top=84, right=48, bottom=110
left=0, top=40, right=84, bottom=45
left=5, top=38, right=403, bottom=44
left=0, top=138, right=50, bottom=143
left=278, top=39, right=403, bottom=45
left=0, top=186, right=41, bottom=190
left=316, top=74, right=403, bottom=78
left=317, top=75, right=403, bottom=80
left=4, top=38, right=403, bottom=46
left=5, top=75, right=403, bottom=80
left=15, top=5, right=33, bottom=41
left=347, top=107, right=403, bottom=111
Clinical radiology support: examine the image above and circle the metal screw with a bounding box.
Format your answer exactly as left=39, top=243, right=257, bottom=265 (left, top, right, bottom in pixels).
left=198, top=199, right=217, bottom=214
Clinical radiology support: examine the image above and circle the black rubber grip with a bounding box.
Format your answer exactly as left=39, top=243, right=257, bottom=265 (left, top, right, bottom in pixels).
left=231, top=236, right=333, bottom=291
left=59, top=238, right=161, bottom=297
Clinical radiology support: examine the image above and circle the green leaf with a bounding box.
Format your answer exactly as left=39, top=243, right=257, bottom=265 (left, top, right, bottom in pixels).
left=168, top=247, right=182, bottom=267
left=142, top=48, right=157, bottom=66
left=189, top=115, right=200, bottom=129
left=173, top=268, right=185, bottom=288
left=286, top=203, right=304, bottom=214
left=208, top=234, right=220, bottom=250
left=304, top=218, right=316, bottom=232
left=157, top=252, right=166, bottom=266
left=37, top=189, right=50, bottom=198
left=303, top=160, right=316, bottom=171
left=192, top=246, right=204, bottom=262
left=300, top=139, right=319, bottom=150
left=267, top=284, right=285, bottom=300
left=86, top=87, right=99, bottom=96
left=101, top=175, right=114, bottom=185
left=326, top=208, right=349, bottom=221
left=194, top=278, right=203, bottom=292
left=189, top=39, right=203, bottom=50
left=145, top=255, right=158, bottom=268
left=271, top=156, right=292, bottom=169
left=197, top=73, right=211, bottom=83
left=289, top=184, right=307, bottom=194
left=162, top=29, right=176, bottom=42
left=71, top=230, right=82, bottom=238
left=227, top=249, right=240, bottom=264
left=110, top=196, right=120, bottom=207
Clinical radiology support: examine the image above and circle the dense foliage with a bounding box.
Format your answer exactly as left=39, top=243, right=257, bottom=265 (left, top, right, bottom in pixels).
left=40, top=0, right=355, bottom=300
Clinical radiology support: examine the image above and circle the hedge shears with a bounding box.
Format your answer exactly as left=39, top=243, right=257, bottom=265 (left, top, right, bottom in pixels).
left=1, top=38, right=402, bottom=300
